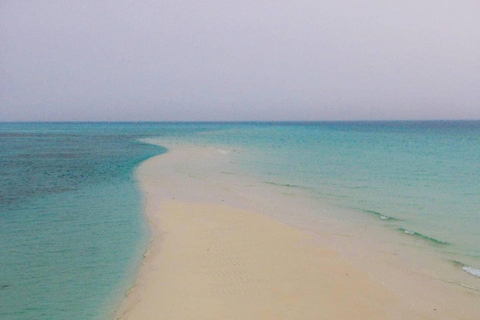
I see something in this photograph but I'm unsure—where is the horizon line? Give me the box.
[1,119,480,124]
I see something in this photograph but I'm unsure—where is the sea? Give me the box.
[1,121,479,319]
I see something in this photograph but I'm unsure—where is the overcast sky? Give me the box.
[1,1,479,121]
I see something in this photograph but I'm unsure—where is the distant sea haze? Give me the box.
[0,121,479,319]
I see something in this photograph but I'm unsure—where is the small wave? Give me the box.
[463,266,480,278]
[362,209,400,221]
[449,261,480,279]
[263,181,312,190]
[449,260,465,267]
[397,227,449,245]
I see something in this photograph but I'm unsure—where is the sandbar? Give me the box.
[114,145,479,320]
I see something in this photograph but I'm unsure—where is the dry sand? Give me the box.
[117,200,396,320]
[115,145,479,320]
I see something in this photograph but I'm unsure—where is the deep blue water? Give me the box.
[1,121,479,319]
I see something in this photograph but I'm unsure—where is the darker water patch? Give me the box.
[263,181,313,190]
[449,260,466,267]
[0,128,166,207]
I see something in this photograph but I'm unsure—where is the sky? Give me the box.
[1,1,479,121]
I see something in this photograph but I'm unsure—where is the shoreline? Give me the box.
[115,144,479,319]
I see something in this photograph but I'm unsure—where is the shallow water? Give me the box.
[150,121,480,276]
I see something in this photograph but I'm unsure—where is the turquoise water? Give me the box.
[1,121,479,319]
[156,121,480,274]
[0,123,167,319]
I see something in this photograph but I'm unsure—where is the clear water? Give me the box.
[155,121,480,272]
[1,121,479,319]
[0,123,167,319]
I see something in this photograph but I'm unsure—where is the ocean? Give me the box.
[0,123,166,319]
[1,121,479,319]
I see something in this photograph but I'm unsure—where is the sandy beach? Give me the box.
[115,145,479,320]
[117,200,396,319]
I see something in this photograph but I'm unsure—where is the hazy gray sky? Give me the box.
[1,1,479,121]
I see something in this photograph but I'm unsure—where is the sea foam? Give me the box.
[462,266,480,278]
